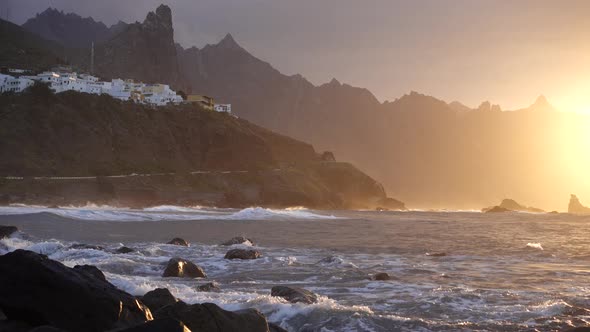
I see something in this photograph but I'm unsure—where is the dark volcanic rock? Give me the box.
[269,322,288,332]
[270,286,318,304]
[224,249,262,260]
[483,206,511,213]
[28,326,67,332]
[73,264,107,282]
[68,243,105,250]
[569,195,590,214]
[116,246,135,254]
[167,238,189,246]
[116,318,189,332]
[141,288,178,312]
[162,258,206,278]
[0,250,152,332]
[154,301,269,332]
[0,225,18,239]
[196,282,221,293]
[221,236,254,246]
[373,272,391,281]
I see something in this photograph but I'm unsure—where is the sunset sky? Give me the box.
[3,0,590,113]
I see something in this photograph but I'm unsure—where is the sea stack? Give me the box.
[568,194,590,214]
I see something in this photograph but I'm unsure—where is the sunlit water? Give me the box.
[1,205,589,331]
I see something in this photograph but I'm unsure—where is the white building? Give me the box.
[214,104,232,113]
[1,69,226,111]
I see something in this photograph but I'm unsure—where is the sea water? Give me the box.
[1,205,589,331]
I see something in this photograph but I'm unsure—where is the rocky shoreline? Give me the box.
[0,227,309,332]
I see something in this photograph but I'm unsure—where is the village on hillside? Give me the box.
[0,66,231,112]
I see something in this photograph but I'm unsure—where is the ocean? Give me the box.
[0,205,588,331]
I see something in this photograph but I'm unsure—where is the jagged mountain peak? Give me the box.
[144,4,173,30]
[216,33,242,50]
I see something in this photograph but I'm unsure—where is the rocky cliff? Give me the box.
[568,195,590,214]
[0,85,403,210]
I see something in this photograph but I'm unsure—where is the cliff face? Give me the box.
[568,195,590,214]
[0,87,399,210]
[91,5,184,88]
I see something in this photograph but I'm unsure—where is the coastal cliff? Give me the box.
[0,86,404,210]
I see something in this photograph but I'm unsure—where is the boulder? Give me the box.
[167,238,189,246]
[221,236,254,246]
[154,301,269,332]
[197,282,221,293]
[73,265,107,282]
[269,322,288,332]
[141,288,178,312]
[483,206,511,213]
[0,225,18,239]
[28,326,67,332]
[0,250,152,332]
[116,318,191,332]
[68,243,105,250]
[224,249,261,260]
[373,272,391,281]
[116,246,135,254]
[162,258,206,278]
[568,195,590,214]
[270,286,318,304]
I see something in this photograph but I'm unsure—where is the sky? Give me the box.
[3,0,590,112]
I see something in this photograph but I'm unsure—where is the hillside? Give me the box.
[0,85,403,210]
[0,18,65,71]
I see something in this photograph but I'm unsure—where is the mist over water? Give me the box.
[1,206,589,331]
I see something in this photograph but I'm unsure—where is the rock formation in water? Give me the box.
[483,199,544,213]
[568,195,590,214]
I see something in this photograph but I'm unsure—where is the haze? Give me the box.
[3,0,590,113]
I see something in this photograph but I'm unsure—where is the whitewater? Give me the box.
[1,205,590,331]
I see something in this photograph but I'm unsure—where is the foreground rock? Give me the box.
[73,264,107,282]
[167,238,189,246]
[0,225,18,239]
[117,318,190,332]
[271,286,319,304]
[221,236,254,246]
[0,250,152,331]
[373,272,391,281]
[269,323,288,332]
[141,288,179,312]
[155,301,269,332]
[224,249,262,260]
[162,258,207,278]
[568,194,590,214]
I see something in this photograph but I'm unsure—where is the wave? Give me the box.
[526,242,544,250]
[0,205,341,222]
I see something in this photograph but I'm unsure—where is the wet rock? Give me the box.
[562,327,590,332]
[141,288,178,312]
[73,265,107,282]
[68,243,105,250]
[426,252,447,257]
[196,282,221,292]
[116,246,135,254]
[167,238,189,246]
[221,236,254,246]
[116,318,191,332]
[483,206,511,213]
[28,326,67,332]
[0,250,152,332]
[224,249,262,260]
[373,272,391,281]
[162,257,206,278]
[316,255,343,265]
[269,322,288,332]
[270,286,318,304]
[0,225,18,239]
[154,301,269,332]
